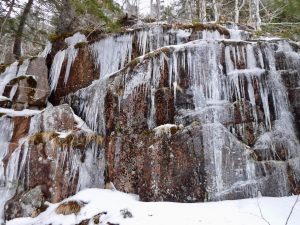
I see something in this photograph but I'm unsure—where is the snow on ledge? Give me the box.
[6,188,300,225]
[153,124,182,137]
[0,108,41,117]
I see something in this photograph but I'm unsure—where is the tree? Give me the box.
[249,0,261,30]
[195,0,206,22]
[234,0,245,23]
[55,0,121,35]
[0,0,15,40]
[13,0,34,59]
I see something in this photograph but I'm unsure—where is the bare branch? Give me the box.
[256,193,271,225]
[285,195,299,225]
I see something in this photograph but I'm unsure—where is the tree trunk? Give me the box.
[13,0,34,60]
[156,0,161,20]
[249,0,261,30]
[235,0,239,23]
[150,0,153,16]
[195,0,206,22]
[56,0,77,35]
[0,0,15,40]
[235,0,245,23]
[212,0,219,22]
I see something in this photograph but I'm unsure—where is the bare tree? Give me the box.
[212,0,219,22]
[195,0,206,22]
[234,0,245,23]
[285,195,299,225]
[249,0,261,30]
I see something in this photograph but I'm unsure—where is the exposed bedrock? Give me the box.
[65,33,300,202]
[0,23,299,222]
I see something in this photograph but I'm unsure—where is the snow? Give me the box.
[153,124,180,137]
[7,189,300,225]
[71,108,94,133]
[56,131,72,138]
[0,107,41,116]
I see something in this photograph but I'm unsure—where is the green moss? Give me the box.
[143,129,154,136]
[18,58,24,66]
[48,32,74,43]
[126,58,140,70]
[74,41,88,49]
[0,113,5,118]
[259,23,300,41]
[0,64,9,74]
[29,56,38,61]
[170,126,179,135]
[29,132,59,145]
[173,22,230,36]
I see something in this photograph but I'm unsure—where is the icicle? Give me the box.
[137,30,148,55]
[246,44,257,69]
[0,62,18,95]
[228,24,242,40]
[38,41,52,58]
[225,46,234,74]
[49,50,66,92]
[0,117,14,186]
[89,34,133,78]
[17,59,30,77]
[64,47,78,84]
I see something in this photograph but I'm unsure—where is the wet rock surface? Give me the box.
[0,23,299,222]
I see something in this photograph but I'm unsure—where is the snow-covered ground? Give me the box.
[7,188,300,225]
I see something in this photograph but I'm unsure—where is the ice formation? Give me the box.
[66,25,300,200]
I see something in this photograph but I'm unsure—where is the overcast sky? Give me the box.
[116,0,173,15]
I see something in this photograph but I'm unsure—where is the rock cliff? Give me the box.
[0,22,299,223]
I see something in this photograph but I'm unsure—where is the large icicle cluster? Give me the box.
[49,23,250,92]
[65,23,300,201]
[0,105,105,223]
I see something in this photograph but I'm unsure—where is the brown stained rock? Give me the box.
[155,88,175,126]
[3,116,31,169]
[5,185,47,220]
[1,105,105,221]
[105,125,206,202]
[2,58,50,109]
[3,76,37,110]
[39,104,75,132]
[55,200,82,215]
[93,212,107,224]
[0,99,12,108]
[50,46,99,105]
[77,219,90,225]
[26,57,50,106]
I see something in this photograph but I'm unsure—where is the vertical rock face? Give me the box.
[65,31,300,201]
[0,57,50,110]
[49,23,250,103]
[0,23,300,222]
[0,55,104,222]
[0,105,105,222]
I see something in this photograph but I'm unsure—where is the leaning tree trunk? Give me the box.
[196,0,206,22]
[0,0,16,40]
[249,0,261,30]
[13,0,34,60]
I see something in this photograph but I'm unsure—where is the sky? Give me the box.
[116,0,174,15]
